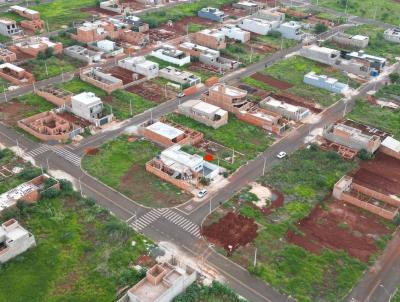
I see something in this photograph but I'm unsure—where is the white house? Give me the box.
[219,24,251,43]
[95,39,124,57]
[304,71,350,94]
[151,45,190,67]
[0,219,36,263]
[71,92,104,122]
[277,21,305,40]
[300,45,341,65]
[118,56,159,78]
[384,28,400,43]
[260,96,311,121]
[239,18,274,35]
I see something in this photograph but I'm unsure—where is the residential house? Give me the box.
[323,122,381,153]
[194,29,226,50]
[178,99,228,128]
[90,39,124,58]
[345,50,386,71]
[118,56,159,78]
[380,136,400,160]
[64,45,103,64]
[11,5,44,32]
[277,21,305,40]
[80,67,123,94]
[118,261,196,302]
[253,7,285,23]
[304,71,350,94]
[151,45,191,66]
[124,15,149,33]
[259,96,311,121]
[159,66,200,87]
[0,219,35,264]
[71,20,115,43]
[300,45,341,65]
[198,7,227,22]
[233,1,263,13]
[332,32,369,48]
[219,24,251,43]
[384,28,400,43]
[36,85,73,107]
[239,18,275,35]
[0,18,22,37]
[0,63,34,85]
[11,37,63,58]
[71,92,113,126]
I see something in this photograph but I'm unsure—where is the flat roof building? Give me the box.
[0,63,34,85]
[304,71,350,94]
[11,37,63,58]
[277,21,305,41]
[118,56,159,79]
[198,7,227,22]
[384,28,400,43]
[332,32,369,49]
[64,45,103,64]
[80,67,123,94]
[0,219,35,263]
[10,5,40,20]
[239,18,275,35]
[260,96,311,121]
[194,29,226,50]
[218,24,251,43]
[71,92,111,126]
[0,18,22,37]
[151,45,191,67]
[159,66,200,87]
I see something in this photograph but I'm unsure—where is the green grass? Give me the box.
[393,288,400,302]
[166,113,274,171]
[59,79,156,120]
[205,148,363,302]
[17,93,56,118]
[346,99,400,140]
[188,23,208,33]
[376,84,400,99]
[261,56,359,107]
[21,56,82,81]
[141,0,236,28]
[253,34,297,50]
[82,136,191,207]
[336,25,400,63]
[312,0,400,25]
[241,77,277,92]
[174,281,245,302]
[0,11,26,23]
[0,185,149,302]
[221,42,261,66]
[0,34,11,43]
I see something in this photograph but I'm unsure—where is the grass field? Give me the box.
[393,288,400,302]
[165,113,274,171]
[0,183,149,302]
[346,99,400,140]
[252,34,297,50]
[21,56,83,81]
[376,84,400,99]
[188,23,208,33]
[205,148,364,302]
[82,136,191,207]
[174,281,244,302]
[312,0,400,25]
[221,42,262,66]
[16,93,55,117]
[323,25,400,63]
[253,56,360,107]
[59,79,155,120]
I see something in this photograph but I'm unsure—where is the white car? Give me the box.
[197,189,208,198]
[276,151,287,159]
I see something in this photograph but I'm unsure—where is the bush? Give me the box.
[59,179,73,192]
[41,188,60,199]
[18,167,42,181]
[389,73,400,84]
[358,149,374,161]
[394,214,400,225]
[268,31,282,38]
[200,177,210,186]
[314,23,328,34]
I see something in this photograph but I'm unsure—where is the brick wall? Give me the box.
[352,183,400,207]
[380,145,400,160]
[36,90,71,107]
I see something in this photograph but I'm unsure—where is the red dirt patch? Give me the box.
[105,66,144,85]
[287,199,393,262]
[126,81,175,103]
[80,6,119,16]
[202,212,258,256]
[251,73,293,90]
[84,147,99,155]
[351,152,400,195]
[0,100,32,126]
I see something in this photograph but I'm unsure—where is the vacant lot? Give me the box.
[314,0,400,25]
[165,113,274,171]
[174,281,244,302]
[0,93,55,126]
[59,79,155,120]
[203,148,365,302]
[82,136,191,207]
[376,84,400,100]
[0,182,149,302]
[21,56,83,81]
[244,56,359,107]
[347,99,400,140]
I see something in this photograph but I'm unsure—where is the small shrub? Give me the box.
[314,23,328,34]
[59,179,73,192]
[200,177,210,186]
[41,188,60,198]
[358,149,374,161]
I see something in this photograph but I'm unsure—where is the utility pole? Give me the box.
[344,0,349,16]
[129,98,133,116]
[209,198,212,214]
[3,85,7,102]
[343,101,347,118]
[253,247,257,266]
[79,177,83,197]
[262,156,267,176]
[45,60,48,76]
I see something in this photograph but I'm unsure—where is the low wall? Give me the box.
[380,145,400,160]
[145,162,193,194]
[80,73,123,94]
[179,111,227,129]
[342,193,397,220]
[352,183,400,207]
[36,90,71,107]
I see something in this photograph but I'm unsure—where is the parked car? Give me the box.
[276,151,287,159]
[197,189,208,198]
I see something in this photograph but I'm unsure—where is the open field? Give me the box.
[376,84,400,99]
[393,288,400,302]
[165,113,274,171]
[82,136,191,207]
[59,79,155,120]
[324,25,400,63]
[0,182,149,302]
[222,42,263,66]
[21,56,83,81]
[174,281,245,302]
[202,148,371,302]
[244,56,359,107]
[0,93,55,126]
[312,0,400,25]
[346,99,400,140]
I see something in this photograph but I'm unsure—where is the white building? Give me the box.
[253,7,285,23]
[260,96,311,121]
[300,45,341,65]
[277,21,305,41]
[118,56,159,78]
[95,39,124,57]
[64,45,103,64]
[151,45,190,67]
[219,24,251,43]
[159,66,200,87]
[332,33,369,49]
[0,182,38,212]
[71,92,104,122]
[239,18,275,35]
[384,28,400,43]
[304,71,350,94]
[0,219,36,263]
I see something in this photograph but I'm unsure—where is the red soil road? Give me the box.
[351,152,400,195]
[251,73,293,90]
[202,212,258,256]
[286,199,393,262]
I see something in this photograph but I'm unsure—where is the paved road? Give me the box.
[0,22,398,301]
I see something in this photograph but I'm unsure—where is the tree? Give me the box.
[314,23,328,34]
[389,73,400,84]
[358,149,374,161]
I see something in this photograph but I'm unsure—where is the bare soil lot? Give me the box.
[126,81,176,103]
[251,73,293,90]
[287,199,393,262]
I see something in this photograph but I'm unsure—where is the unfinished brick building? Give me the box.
[10,37,62,58]
[36,86,73,107]
[0,63,34,85]
[333,176,400,220]
[80,67,123,94]
[203,83,287,135]
[0,48,16,63]
[18,111,79,142]
[11,5,45,33]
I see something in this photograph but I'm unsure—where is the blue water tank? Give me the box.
[370,70,379,77]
